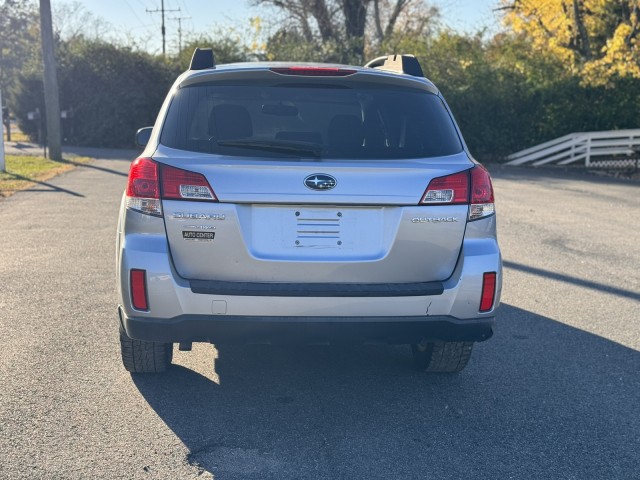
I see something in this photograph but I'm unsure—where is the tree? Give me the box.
[52,1,112,42]
[56,40,175,147]
[39,0,62,160]
[500,0,640,85]
[255,0,436,62]
[172,30,253,71]
[14,37,179,148]
[0,1,40,108]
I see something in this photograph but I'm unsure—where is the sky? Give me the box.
[75,0,503,55]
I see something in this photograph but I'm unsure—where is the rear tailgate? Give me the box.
[157,151,471,284]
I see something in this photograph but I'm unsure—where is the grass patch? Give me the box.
[3,130,30,143]
[0,155,92,198]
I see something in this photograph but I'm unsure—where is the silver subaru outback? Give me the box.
[116,50,502,374]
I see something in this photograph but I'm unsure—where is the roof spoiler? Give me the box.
[189,48,216,71]
[363,54,424,78]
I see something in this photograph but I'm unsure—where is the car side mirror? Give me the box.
[135,127,153,148]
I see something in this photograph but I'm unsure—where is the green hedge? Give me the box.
[12,36,640,158]
[14,40,177,148]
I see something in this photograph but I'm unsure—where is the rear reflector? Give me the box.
[270,67,357,76]
[479,272,496,312]
[420,170,469,204]
[130,269,149,311]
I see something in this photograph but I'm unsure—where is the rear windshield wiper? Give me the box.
[216,139,322,158]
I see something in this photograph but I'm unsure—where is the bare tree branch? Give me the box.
[383,0,410,39]
[571,0,592,60]
[625,1,639,47]
[373,0,383,42]
[310,0,336,41]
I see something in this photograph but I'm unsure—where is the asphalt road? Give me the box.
[1,155,638,479]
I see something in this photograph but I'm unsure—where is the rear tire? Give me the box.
[119,323,173,373]
[411,341,473,373]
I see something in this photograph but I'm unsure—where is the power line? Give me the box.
[169,16,191,53]
[122,0,148,29]
[178,0,194,31]
[178,0,191,16]
[146,0,180,56]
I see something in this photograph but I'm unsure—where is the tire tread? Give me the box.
[412,341,473,373]
[119,324,172,373]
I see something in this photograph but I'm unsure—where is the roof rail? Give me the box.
[364,54,424,78]
[189,48,216,71]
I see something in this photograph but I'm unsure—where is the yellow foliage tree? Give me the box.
[500,0,640,85]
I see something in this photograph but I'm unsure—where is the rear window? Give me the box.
[160,82,463,159]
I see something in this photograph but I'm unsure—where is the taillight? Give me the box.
[270,67,357,76]
[130,269,149,311]
[419,165,495,221]
[469,164,495,220]
[479,272,497,312]
[161,164,217,201]
[125,157,162,216]
[125,158,217,216]
[420,170,469,205]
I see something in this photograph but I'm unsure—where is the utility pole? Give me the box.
[170,16,191,53]
[39,0,62,160]
[147,0,180,56]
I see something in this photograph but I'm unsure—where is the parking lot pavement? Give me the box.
[0,157,638,479]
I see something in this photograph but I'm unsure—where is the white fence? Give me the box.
[506,129,640,167]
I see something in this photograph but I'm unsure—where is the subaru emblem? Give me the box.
[304,174,337,191]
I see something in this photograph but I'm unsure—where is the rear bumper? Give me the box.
[116,207,502,340]
[119,306,494,344]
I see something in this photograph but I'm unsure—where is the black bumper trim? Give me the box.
[120,309,494,344]
[189,279,445,297]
